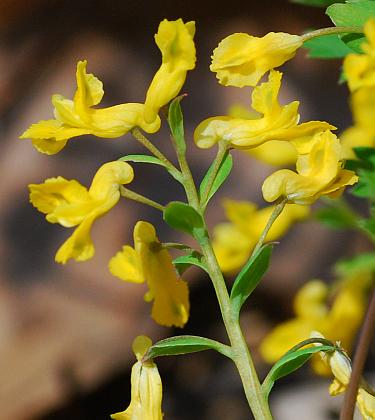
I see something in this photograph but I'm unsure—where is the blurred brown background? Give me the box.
[0,0,372,419]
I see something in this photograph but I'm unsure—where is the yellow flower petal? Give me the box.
[262,131,358,205]
[109,245,144,283]
[210,31,302,87]
[30,161,134,264]
[194,70,332,149]
[111,359,163,420]
[20,60,161,154]
[357,388,375,420]
[293,280,328,319]
[144,19,196,124]
[134,221,189,327]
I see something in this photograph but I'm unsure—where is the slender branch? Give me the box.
[301,26,363,43]
[131,128,181,179]
[251,199,288,258]
[201,141,228,206]
[120,186,165,211]
[340,284,375,420]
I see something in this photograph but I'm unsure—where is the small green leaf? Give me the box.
[314,201,357,229]
[341,32,366,53]
[199,152,233,206]
[327,1,375,28]
[144,335,232,361]
[119,154,167,166]
[303,34,354,58]
[173,251,208,275]
[262,345,335,398]
[358,217,375,240]
[168,96,186,154]
[230,244,273,316]
[292,0,343,7]
[335,251,375,276]
[163,201,206,240]
[119,154,183,183]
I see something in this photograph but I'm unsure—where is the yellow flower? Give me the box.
[194,70,334,149]
[313,333,375,419]
[29,161,133,263]
[260,273,370,376]
[210,31,302,87]
[228,103,297,166]
[344,18,375,92]
[143,19,196,124]
[109,221,189,327]
[20,60,161,154]
[341,87,375,159]
[213,199,309,273]
[111,335,163,420]
[262,130,358,205]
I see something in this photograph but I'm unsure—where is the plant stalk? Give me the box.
[120,186,165,211]
[301,26,363,42]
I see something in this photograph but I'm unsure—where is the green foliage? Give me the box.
[199,152,233,207]
[230,244,273,316]
[262,344,335,398]
[349,147,375,200]
[168,95,186,154]
[173,251,208,274]
[303,33,354,58]
[163,201,206,240]
[315,199,357,229]
[145,335,232,360]
[335,251,375,276]
[292,0,343,7]
[119,154,183,183]
[326,0,375,53]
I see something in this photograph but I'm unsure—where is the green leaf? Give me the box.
[303,33,354,58]
[358,217,375,240]
[119,154,183,183]
[144,335,232,361]
[262,345,335,398]
[314,201,357,229]
[163,201,206,240]
[352,169,375,198]
[335,251,375,276]
[173,251,208,275]
[327,1,375,27]
[199,152,233,206]
[230,244,273,316]
[168,95,186,154]
[341,32,366,53]
[119,154,167,166]
[292,0,343,7]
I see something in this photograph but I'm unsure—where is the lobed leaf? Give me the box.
[303,33,354,58]
[168,95,186,154]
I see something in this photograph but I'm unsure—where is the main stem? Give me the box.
[175,144,272,418]
[199,235,272,419]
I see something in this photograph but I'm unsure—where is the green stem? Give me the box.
[201,141,228,207]
[120,186,165,211]
[199,235,273,419]
[251,199,287,259]
[301,26,363,42]
[131,128,181,180]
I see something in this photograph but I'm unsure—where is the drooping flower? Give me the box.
[213,199,309,273]
[312,332,375,419]
[210,31,302,87]
[262,130,358,205]
[143,18,196,124]
[29,161,134,263]
[344,18,375,93]
[20,60,161,154]
[260,273,370,375]
[109,221,189,327]
[194,70,334,149]
[111,335,163,420]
